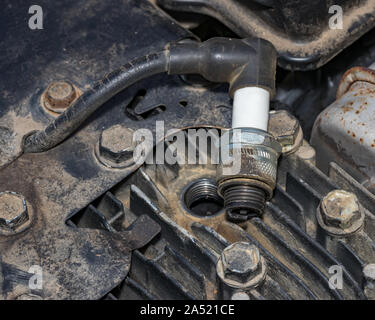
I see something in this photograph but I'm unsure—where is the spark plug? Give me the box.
[168,37,281,221]
[217,91,281,222]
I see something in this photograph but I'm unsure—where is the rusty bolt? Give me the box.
[217,242,266,289]
[269,110,300,146]
[317,189,364,236]
[222,242,260,283]
[44,81,77,113]
[268,110,303,154]
[98,125,136,166]
[320,190,361,229]
[0,192,29,232]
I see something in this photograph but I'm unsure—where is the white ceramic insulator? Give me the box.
[231,87,270,131]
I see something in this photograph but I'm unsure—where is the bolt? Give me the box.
[321,190,361,229]
[317,189,365,236]
[217,242,266,289]
[43,81,77,113]
[222,242,260,283]
[268,110,303,154]
[98,125,136,166]
[0,192,29,232]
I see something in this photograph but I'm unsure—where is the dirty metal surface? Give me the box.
[157,0,375,70]
[311,67,375,192]
[0,0,233,168]
[98,130,372,299]
[3,0,374,301]
[0,0,232,299]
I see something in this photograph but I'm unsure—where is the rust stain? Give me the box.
[337,66,375,99]
[342,106,353,112]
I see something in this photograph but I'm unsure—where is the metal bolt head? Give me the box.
[269,110,300,146]
[99,125,136,165]
[221,242,260,283]
[44,81,77,113]
[0,192,28,232]
[268,110,303,154]
[321,190,361,229]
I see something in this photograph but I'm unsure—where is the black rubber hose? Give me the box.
[23,37,276,153]
[23,50,169,153]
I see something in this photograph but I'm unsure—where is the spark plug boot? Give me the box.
[168,37,276,98]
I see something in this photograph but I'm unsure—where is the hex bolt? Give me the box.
[217,242,266,289]
[43,81,77,113]
[97,125,136,167]
[321,190,360,228]
[0,191,29,232]
[268,110,303,154]
[222,242,260,282]
[317,189,364,236]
